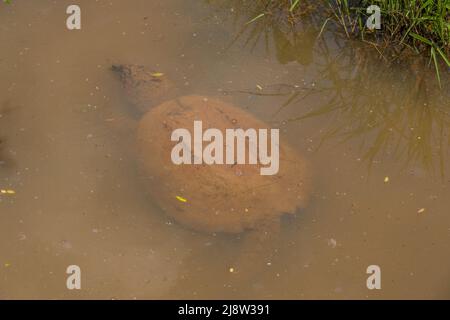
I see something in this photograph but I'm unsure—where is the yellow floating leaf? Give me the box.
[151,72,164,77]
[1,189,15,195]
[176,196,187,203]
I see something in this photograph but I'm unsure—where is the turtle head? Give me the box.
[112,64,175,115]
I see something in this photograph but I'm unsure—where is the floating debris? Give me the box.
[150,72,164,78]
[0,189,16,195]
[384,176,390,183]
[417,208,426,214]
[256,84,263,91]
[176,195,187,203]
[229,267,235,273]
[327,238,337,248]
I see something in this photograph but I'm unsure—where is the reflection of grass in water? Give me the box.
[283,41,450,178]
[206,0,321,59]
[207,0,450,177]
[240,49,450,177]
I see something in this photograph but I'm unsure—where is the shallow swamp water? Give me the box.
[1,0,450,299]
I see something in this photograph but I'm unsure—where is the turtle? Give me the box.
[111,64,311,286]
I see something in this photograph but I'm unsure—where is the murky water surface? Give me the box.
[1,0,450,299]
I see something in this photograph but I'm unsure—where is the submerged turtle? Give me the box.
[111,64,311,281]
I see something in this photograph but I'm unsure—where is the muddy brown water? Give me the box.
[1,0,450,299]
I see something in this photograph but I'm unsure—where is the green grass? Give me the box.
[323,0,450,87]
[235,0,449,86]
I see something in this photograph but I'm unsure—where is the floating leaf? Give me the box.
[0,189,15,194]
